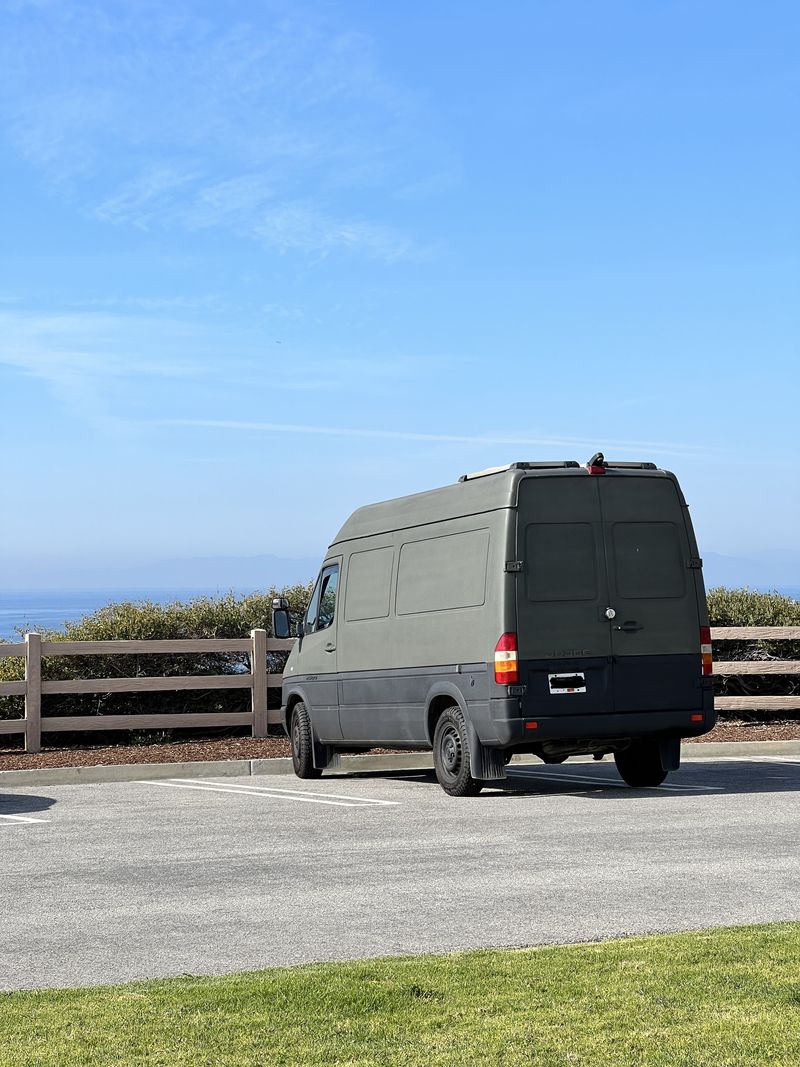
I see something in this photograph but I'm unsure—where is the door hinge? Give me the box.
[505,560,523,573]
[687,558,703,569]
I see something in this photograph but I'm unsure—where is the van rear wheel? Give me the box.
[614,740,668,787]
[433,706,483,797]
[291,702,323,780]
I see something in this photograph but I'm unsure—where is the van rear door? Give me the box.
[515,476,614,716]
[598,474,701,712]
[516,473,701,717]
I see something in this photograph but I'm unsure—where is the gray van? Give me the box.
[273,454,715,796]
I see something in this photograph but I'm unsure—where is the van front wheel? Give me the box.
[433,706,483,797]
[614,740,668,787]
[291,702,323,780]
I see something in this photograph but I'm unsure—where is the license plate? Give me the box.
[548,672,586,694]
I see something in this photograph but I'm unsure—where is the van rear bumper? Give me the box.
[489,698,716,747]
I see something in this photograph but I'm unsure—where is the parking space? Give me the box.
[1,757,798,990]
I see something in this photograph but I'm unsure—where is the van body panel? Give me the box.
[310,665,493,745]
[333,511,506,742]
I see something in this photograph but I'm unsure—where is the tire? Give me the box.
[614,739,668,787]
[433,705,484,797]
[291,702,323,779]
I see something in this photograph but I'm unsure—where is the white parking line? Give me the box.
[505,770,721,792]
[703,756,800,764]
[138,780,397,808]
[174,779,400,806]
[0,814,49,824]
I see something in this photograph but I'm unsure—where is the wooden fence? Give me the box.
[711,626,800,713]
[0,630,293,753]
[1,626,799,754]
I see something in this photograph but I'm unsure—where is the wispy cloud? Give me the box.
[0,3,445,260]
[158,418,719,459]
[255,203,414,260]
[0,309,212,425]
[0,308,431,424]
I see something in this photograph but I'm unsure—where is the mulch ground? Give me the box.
[1,720,799,772]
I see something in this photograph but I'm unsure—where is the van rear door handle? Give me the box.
[614,621,643,633]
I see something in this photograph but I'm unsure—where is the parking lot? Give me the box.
[1,756,799,990]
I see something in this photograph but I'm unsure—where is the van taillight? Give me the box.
[495,632,519,685]
[700,626,713,676]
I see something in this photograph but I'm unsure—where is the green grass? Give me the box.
[2,924,799,1066]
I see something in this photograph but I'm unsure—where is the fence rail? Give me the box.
[1,627,799,752]
[710,625,800,712]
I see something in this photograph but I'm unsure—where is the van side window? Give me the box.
[525,523,597,602]
[346,547,393,621]
[396,529,489,615]
[612,523,685,599]
[306,564,339,632]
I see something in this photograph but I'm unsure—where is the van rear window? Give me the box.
[612,522,685,599]
[525,523,597,602]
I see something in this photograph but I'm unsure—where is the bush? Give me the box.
[0,583,313,744]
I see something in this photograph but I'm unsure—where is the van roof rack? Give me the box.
[603,461,658,470]
[459,461,580,482]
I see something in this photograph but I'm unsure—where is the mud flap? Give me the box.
[312,733,341,771]
[659,736,681,773]
[465,717,506,781]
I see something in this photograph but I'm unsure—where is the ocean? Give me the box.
[0,589,263,642]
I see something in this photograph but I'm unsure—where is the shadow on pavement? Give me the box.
[0,793,56,816]
[352,759,800,799]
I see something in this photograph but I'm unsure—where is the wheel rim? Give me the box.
[439,723,462,778]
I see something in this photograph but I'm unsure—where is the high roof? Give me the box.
[329,458,668,546]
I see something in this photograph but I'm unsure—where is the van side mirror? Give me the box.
[271,598,291,640]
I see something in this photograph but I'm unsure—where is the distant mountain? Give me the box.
[2,547,797,597]
[112,553,321,590]
[0,554,322,592]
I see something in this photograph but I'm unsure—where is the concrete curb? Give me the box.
[0,741,798,788]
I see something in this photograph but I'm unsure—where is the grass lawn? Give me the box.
[2,923,799,1066]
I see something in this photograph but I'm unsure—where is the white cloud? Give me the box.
[94,166,200,227]
[159,417,719,459]
[0,310,211,425]
[255,203,413,260]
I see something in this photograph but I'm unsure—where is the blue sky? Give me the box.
[1,0,798,585]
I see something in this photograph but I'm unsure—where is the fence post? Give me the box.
[25,632,42,754]
[250,628,268,738]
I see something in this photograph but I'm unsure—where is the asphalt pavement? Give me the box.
[1,755,798,990]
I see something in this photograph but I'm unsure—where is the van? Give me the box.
[273,454,715,796]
